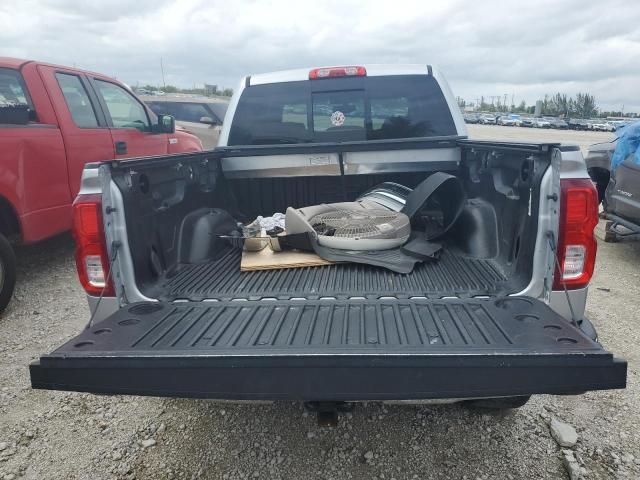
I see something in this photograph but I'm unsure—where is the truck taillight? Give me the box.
[72,194,114,297]
[309,66,366,79]
[553,179,598,290]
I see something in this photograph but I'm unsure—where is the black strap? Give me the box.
[401,172,465,240]
[401,237,442,260]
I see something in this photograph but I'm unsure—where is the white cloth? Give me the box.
[255,212,286,231]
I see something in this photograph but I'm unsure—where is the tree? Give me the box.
[221,88,234,97]
[163,85,179,93]
[550,93,569,117]
[514,100,527,113]
[573,93,597,118]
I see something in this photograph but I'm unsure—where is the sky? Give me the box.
[1,0,639,112]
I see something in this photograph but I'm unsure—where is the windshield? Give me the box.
[228,75,457,145]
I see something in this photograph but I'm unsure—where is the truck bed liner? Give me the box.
[156,248,510,301]
[30,297,626,400]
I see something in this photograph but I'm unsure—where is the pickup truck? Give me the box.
[0,58,203,312]
[30,65,626,417]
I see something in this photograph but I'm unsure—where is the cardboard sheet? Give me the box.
[240,247,333,271]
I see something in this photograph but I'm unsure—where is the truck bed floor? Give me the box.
[155,248,511,301]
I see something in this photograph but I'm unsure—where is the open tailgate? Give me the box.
[30,297,626,400]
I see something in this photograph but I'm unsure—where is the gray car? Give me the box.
[143,96,229,149]
[586,138,640,241]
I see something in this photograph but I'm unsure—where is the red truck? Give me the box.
[0,58,203,312]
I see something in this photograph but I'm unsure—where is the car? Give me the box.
[497,114,521,126]
[0,57,203,312]
[591,121,614,132]
[548,118,569,129]
[479,113,497,124]
[567,118,589,130]
[31,64,626,418]
[532,118,551,128]
[585,124,640,242]
[144,96,229,149]
[520,117,535,128]
[463,113,480,124]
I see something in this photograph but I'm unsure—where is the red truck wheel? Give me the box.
[0,233,16,313]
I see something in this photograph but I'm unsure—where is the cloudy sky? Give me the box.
[2,0,639,112]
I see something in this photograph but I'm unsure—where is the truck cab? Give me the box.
[0,58,203,312]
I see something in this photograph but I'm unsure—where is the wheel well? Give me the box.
[0,197,21,241]
[588,167,610,186]
[588,167,611,205]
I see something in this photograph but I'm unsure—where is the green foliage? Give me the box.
[470,92,600,117]
[539,92,597,117]
[514,100,527,113]
[573,93,598,118]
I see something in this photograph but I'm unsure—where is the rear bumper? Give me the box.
[30,353,627,401]
[31,297,627,401]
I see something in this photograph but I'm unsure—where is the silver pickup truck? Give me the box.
[30,64,626,416]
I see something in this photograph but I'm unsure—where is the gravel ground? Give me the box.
[0,126,638,479]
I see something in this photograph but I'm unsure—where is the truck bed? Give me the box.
[153,247,510,301]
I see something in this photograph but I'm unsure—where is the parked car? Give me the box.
[532,118,551,128]
[463,112,480,124]
[31,64,626,418]
[549,118,569,129]
[498,114,521,126]
[0,57,203,312]
[519,117,534,128]
[567,118,590,130]
[591,121,615,132]
[143,96,229,149]
[585,127,640,242]
[479,113,497,124]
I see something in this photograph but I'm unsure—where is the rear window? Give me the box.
[0,68,35,123]
[228,75,456,145]
[0,68,30,107]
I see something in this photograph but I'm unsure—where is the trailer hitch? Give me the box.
[304,402,355,426]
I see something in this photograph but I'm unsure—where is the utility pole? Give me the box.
[160,57,166,90]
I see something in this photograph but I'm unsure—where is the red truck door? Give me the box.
[0,65,72,243]
[88,78,168,158]
[37,65,115,198]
